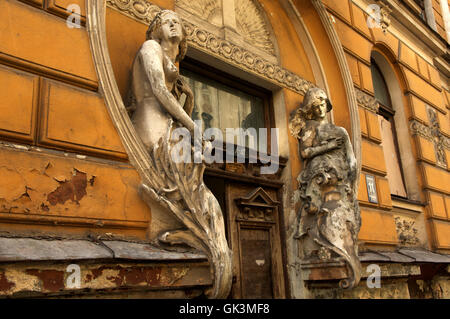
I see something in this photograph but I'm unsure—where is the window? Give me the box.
[180,59,272,152]
[370,58,408,198]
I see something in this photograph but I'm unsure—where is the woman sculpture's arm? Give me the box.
[300,136,343,159]
[139,41,196,133]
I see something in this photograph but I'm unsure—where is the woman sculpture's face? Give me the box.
[312,92,328,120]
[160,13,183,43]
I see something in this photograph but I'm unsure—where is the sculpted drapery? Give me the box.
[126,10,232,299]
[290,88,362,288]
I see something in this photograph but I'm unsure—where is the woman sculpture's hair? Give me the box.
[301,87,332,120]
[146,10,188,62]
[289,87,333,138]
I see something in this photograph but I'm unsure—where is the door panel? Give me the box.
[226,183,285,299]
[240,227,273,298]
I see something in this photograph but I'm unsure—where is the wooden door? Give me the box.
[225,184,286,299]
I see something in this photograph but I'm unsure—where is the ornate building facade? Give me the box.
[0,0,449,298]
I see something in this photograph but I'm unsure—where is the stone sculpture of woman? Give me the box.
[290,88,361,288]
[126,10,232,299]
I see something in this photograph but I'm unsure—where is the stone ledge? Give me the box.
[0,237,206,263]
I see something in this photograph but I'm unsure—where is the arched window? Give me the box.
[370,58,408,198]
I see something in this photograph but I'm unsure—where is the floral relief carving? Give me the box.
[410,116,450,167]
[427,107,448,168]
[395,217,419,246]
[355,88,379,113]
[105,0,311,94]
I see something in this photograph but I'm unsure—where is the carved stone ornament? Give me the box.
[375,0,392,33]
[410,117,450,167]
[395,217,419,246]
[427,107,448,168]
[176,0,221,24]
[86,2,232,299]
[106,0,314,95]
[235,187,280,223]
[175,0,276,55]
[355,87,379,113]
[290,88,362,288]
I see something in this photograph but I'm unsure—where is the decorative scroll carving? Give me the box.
[290,88,362,289]
[175,0,221,25]
[235,0,276,55]
[86,3,231,299]
[395,217,419,246]
[235,187,280,223]
[410,119,433,140]
[105,0,314,95]
[355,87,379,113]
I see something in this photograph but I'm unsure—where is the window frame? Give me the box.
[180,57,276,154]
[370,58,409,199]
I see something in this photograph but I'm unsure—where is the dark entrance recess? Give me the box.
[204,169,287,299]
[184,58,287,299]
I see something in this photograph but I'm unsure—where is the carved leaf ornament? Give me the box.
[86,1,232,299]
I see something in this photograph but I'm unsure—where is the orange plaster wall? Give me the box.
[0,146,150,239]
[258,0,315,83]
[0,1,149,239]
[292,0,351,134]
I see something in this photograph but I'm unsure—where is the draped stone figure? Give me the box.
[290,88,362,288]
[126,10,232,299]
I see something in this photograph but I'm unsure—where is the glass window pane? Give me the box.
[180,69,266,150]
[371,62,392,108]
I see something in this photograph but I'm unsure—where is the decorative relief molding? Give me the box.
[175,0,221,25]
[410,119,433,140]
[410,119,450,149]
[355,88,379,113]
[235,0,276,55]
[105,0,314,95]
[235,187,279,223]
[427,107,448,168]
[410,118,450,169]
[106,0,160,24]
[395,217,419,246]
[375,0,392,33]
[183,20,312,95]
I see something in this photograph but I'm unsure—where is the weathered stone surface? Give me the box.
[102,240,206,261]
[398,248,450,263]
[290,88,361,288]
[358,251,390,262]
[360,263,421,278]
[0,238,112,261]
[0,261,212,297]
[121,8,232,298]
[376,251,415,263]
[308,278,411,299]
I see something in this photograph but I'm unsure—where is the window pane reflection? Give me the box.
[180,69,266,151]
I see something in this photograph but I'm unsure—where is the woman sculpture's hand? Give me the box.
[328,137,343,150]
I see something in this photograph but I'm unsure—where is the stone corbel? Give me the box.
[375,0,393,33]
